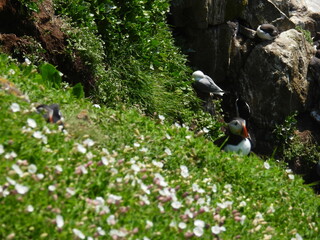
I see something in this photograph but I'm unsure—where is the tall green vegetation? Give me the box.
[54,0,200,122]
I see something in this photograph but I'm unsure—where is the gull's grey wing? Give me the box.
[195,75,224,94]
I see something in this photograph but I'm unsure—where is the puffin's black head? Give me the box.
[36,104,64,125]
[227,117,249,138]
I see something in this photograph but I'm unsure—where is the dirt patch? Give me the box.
[0,0,94,93]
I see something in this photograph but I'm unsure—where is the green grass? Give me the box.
[0,54,320,239]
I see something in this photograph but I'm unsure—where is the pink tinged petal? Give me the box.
[28,164,37,174]
[27,118,37,128]
[107,215,117,225]
[56,215,64,228]
[73,228,85,239]
[15,184,29,194]
[10,103,20,112]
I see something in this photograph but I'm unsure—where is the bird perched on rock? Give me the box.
[36,104,64,125]
[222,117,251,155]
[192,70,226,96]
[256,24,279,40]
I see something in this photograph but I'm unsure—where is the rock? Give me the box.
[239,29,313,126]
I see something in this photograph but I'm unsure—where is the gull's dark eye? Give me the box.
[234,121,238,125]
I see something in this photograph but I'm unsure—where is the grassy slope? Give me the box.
[0,54,319,239]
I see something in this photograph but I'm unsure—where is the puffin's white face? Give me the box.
[228,118,248,138]
[192,71,205,81]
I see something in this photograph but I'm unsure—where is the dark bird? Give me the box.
[222,118,251,155]
[192,70,226,96]
[235,96,251,122]
[36,104,64,125]
[256,24,279,40]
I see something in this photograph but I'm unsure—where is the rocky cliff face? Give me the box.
[170,0,320,154]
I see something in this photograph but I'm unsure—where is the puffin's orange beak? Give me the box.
[241,123,249,138]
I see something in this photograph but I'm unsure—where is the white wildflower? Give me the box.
[264,162,270,169]
[97,227,106,236]
[146,220,153,229]
[73,228,85,239]
[93,104,101,109]
[169,221,177,228]
[15,184,29,194]
[239,201,247,207]
[212,184,217,193]
[33,131,43,139]
[288,174,295,180]
[211,225,226,235]
[107,215,117,225]
[164,148,172,155]
[66,187,76,196]
[158,114,165,121]
[140,147,148,153]
[5,151,17,159]
[194,220,205,228]
[165,133,171,139]
[131,164,140,174]
[28,164,37,174]
[186,135,192,139]
[0,144,4,154]
[56,215,64,228]
[10,103,20,112]
[12,164,24,177]
[107,194,122,204]
[140,195,150,205]
[24,58,31,65]
[27,118,37,128]
[76,144,87,154]
[36,173,44,180]
[171,201,182,209]
[133,142,140,148]
[27,205,34,212]
[55,165,63,173]
[180,165,189,178]
[193,226,204,237]
[291,233,303,240]
[83,138,95,147]
[48,185,56,192]
[6,177,16,185]
[178,222,187,229]
[152,160,163,168]
[8,69,15,75]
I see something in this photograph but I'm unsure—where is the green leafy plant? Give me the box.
[39,63,62,89]
[296,26,313,44]
[72,82,85,98]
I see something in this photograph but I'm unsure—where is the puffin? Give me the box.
[222,117,251,155]
[192,70,226,96]
[36,104,64,125]
[256,24,279,40]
